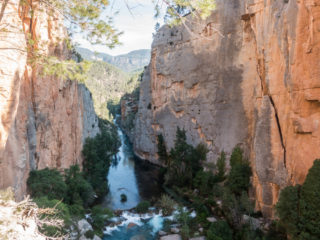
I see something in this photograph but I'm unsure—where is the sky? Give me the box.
[73,0,165,56]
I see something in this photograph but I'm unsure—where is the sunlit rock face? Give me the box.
[132,0,320,217]
[0,0,99,199]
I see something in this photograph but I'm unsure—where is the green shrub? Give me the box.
[68,204,85,217]
[276,159,320,239]
[90,206,113,237]
[33,197,71,237]
[136,201,151,213]
[158,194,176,216]
[34,197,71,224]
[193,170,217,196]
[227,147,251,195]
[216,151,226,181]
[120,194,127,202]
[85,230,95,239]
[264,221,287,240]
[64,165,95,207]
[157,134,168,164]
[166,127,208,188]
[230,147,243,167]
[27,168,67,200]
[175,207,196,240]
[207,221,233,240]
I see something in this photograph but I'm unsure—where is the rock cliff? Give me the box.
[0,0,99,199]
[129,0,320,217]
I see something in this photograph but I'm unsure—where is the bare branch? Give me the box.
[0,0,10,24]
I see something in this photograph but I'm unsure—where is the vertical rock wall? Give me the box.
[132,0,320,217]
[0,0,99,199]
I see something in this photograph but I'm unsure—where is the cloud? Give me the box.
[74,0,165,56]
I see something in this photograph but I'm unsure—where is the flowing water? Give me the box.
[102,123,166,239]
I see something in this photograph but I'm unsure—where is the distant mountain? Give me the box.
[76,47,151,72]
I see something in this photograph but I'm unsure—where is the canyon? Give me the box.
[0,0,99,200]
[1,0,320,223]
[122,0,320,217]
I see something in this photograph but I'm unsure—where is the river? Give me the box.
[102,123,166,240]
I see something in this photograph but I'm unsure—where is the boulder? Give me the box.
[206,217,217,223]
[79,235,101,240]
[130,235,146,240]
[242,215,260,230]
[77,219,93,236]
[171,227,180,234]
[127,222,138,229]
[160,234,182,240]
[159,230,168,236]
[189,237,206,240]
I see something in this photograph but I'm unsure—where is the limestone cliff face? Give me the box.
[131,0,320,217]
[0,0,99,199]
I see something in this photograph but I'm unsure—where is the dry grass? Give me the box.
[0,188,68,240]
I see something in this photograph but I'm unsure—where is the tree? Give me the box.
[276,159,320,240]
[276,185,301,237]
[157,134,169,165]
[64,165,95,207]
[216,151,226,181]
[21,0,122,48]
[82,119,120,199]
[27,168,67,200]
[207,220,233,240]
[155,0,216,26]
[165,127,207,187]
[227,147,252,195]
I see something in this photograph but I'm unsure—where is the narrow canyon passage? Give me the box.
[102,118,165,239]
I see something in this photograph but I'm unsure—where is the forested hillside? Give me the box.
[76,47,151,72]
[84,61,141,120]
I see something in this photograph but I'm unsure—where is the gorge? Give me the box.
[122,0,320,218]
[1,0,320,239]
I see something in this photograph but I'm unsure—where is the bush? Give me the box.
[27,168,67,200]
[120,194,127,202]
[175,207,197,240]
[227,147,252,195]
[157,134,168,164]
[33,197,71,237]
[165,127,208,187]
[136,201,151,213]
[64,165,95,207]
[158,194,176,216]
[230,147,243,167]
[207,221,233,240]
[90,206,113,237]
[193,170,217,196]
[34,197,71,224]
[276,159,320,239]
[216,151,226,181]
[68,204,85,217]
[85,230,95,239]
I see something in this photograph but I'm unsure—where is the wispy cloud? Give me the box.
[74,0,165,56]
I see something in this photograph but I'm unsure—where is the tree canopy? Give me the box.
[154,0,216,25]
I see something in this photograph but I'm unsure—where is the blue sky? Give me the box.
[74,0,165,56]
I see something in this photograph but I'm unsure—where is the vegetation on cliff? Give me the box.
[82,119,120,199]
[26,119,120,237]
[157,129,285,239]
[276,159,320,240]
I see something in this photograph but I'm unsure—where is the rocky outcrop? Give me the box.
[131,0,320,217]
[0,0,99,199]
